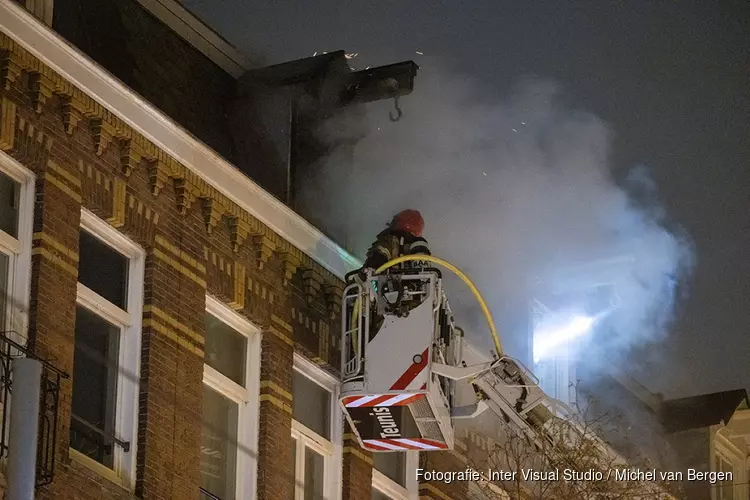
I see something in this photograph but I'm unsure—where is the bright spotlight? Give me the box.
[533,315,595,362]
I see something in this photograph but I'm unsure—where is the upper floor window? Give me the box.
[201,296,261,500]
[715,452,736,500]
[0,153,34,451]
[291,354,342,500]
[0,155,33,337]
[69,210,144,488]
[372,451,417,499]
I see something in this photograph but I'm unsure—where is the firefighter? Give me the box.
[361,209,430,272]
[348,210,430,362]
[353,209,431,321]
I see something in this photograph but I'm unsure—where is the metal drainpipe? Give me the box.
[6,357,43,500]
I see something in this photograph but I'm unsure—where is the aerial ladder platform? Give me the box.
[340,255,561,453]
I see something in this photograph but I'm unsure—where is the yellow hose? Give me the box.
[373,254,504,356]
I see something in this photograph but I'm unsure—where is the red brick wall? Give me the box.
[0,25,345,500]
[419,452,470,500]
[342,425,373,500]
[0,21,480,500]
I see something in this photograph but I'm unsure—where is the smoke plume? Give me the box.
[298,63,694,372]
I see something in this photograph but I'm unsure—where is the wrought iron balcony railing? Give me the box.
[0,331,69,486]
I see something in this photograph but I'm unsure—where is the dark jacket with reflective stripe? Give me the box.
[363,229,431,270]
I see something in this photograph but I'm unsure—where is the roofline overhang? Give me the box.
[0,0,362,279]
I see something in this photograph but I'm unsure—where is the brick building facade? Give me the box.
[0,2,482,500]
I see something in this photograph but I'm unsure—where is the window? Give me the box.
[372,451,418,500]
[715,453,735,500]
[201,296,261,500]
[0,155,33,337]
[0,153,33,451]
[374,452,406,486]
[69,209,144,487]
[291,353,343,500]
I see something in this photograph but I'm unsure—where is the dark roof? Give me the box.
[241,51,350,86]
[660,388,749,433]
[238,51,418,104]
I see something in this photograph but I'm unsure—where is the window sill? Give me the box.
[68,448,127,489]
[372,469,410,500]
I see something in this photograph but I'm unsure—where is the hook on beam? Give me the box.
[389,95,403,122]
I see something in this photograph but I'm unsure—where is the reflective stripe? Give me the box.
[398,438,444,450]
[374,393,415,406]
[390,394,424,406]
[376,245,391,258]
[343,393,425,407]
[347,395,384,407]
[363,438,448,451]
[364,440,406,451]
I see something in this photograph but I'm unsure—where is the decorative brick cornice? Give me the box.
[0,96,15,151]
[201,197,224,234]
[174,177,200,215]
[119,138,141,176]
[27,70,53,113]
[147,159,169,197]
[0,27,348,293]
[0,49,21,91]
[106,176,127,228]
[89,117,116,156]
[279,250,301,285]
[60,95,85,135]
[228,216,251,253]
[228,262,246,310]
[302,268,323,302]
[253,234,276,269]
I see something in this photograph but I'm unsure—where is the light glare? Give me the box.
[533,315,595,362]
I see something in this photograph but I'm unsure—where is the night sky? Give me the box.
[180,0,749,398]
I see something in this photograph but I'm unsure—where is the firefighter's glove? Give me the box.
[354,268,371,284]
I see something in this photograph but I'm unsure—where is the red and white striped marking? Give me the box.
[342,393,424,407]
[362,438,448,451]
[389,348,429,390]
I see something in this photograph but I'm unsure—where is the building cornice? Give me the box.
[0,0,361,281]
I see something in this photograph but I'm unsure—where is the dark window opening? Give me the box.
[78,230,129,309]
[0,171,20,238]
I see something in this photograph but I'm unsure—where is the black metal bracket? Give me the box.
[200,487,223,500]
[70,414,130,453]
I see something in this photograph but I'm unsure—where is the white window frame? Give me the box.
[202,295,261,500]
[291,352,343,500]
[713,430,743,500]
[0,152,34,342]
[372,451,419,500]
[69,209,144,490]
[0,152,34,464]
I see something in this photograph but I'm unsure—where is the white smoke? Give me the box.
[297,63,694,370]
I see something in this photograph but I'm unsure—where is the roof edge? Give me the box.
[135,0,256,77]
[0,0,362,279]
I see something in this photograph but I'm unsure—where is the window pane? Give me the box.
[70,306,120,468]
[79,230,128,309]
[0,171,19,238]
[373,451,406,486]
[205,314,247,386]
[292,371,330,439]
[201,385,239,500]
[372,488,392,500]
[303,446,324,500]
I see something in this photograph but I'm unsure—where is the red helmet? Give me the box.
[391,209,425,236]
